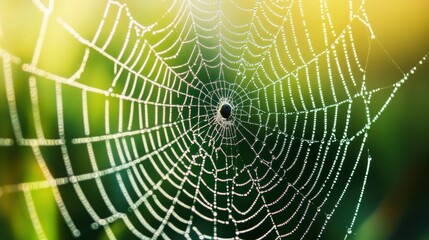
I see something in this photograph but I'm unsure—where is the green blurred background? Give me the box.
[356,0,429,239]
[0,0,428,239]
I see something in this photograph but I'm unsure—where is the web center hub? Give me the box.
[219,103,232,119]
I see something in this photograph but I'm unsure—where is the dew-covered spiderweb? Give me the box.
[0,0,427,239]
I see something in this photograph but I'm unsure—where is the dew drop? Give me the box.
[91,222,99,230]
[99,219,107,226]
[72,229,81,237]
[69,176,77,184]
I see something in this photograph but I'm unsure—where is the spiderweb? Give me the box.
[0,0,427,239]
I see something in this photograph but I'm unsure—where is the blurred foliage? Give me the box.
[0,0,428,239]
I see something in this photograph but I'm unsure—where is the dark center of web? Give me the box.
[219,104,232,119]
